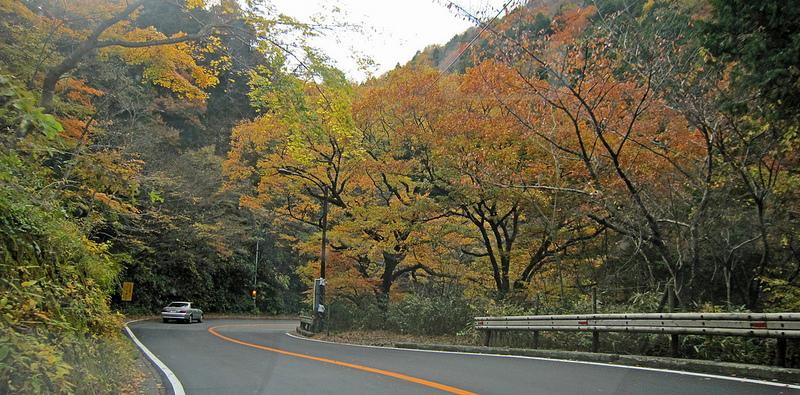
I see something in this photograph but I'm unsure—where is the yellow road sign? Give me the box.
[121,281,134,302]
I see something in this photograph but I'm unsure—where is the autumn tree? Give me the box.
[224,59,365,303]
[342,66,466,310]
[439,4,715,306]
[675,0,800,307]
[0,0,236,111]
[352,63,602,302]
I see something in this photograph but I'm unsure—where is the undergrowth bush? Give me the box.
[386,291,475,336]
[327,283,797,367]
[0,76,136,393]
[326,285,476,336]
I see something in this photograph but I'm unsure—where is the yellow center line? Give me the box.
[207,324,478,395]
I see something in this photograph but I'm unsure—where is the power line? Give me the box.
[420,0,515,93]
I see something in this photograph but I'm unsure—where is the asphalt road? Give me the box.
[128,319,800,395]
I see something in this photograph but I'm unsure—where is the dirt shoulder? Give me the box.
[120,338,168,395]
[313,330,476,347]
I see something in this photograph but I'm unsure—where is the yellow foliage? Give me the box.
[0,0,39,23]
[186,0,205,10]
[101,28,218,100]
[91,190,140,216]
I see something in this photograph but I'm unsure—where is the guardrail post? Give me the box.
[591,287,599,353]
[775,338,787,367]
[668,284,679,357]
[474,311,800,364]
[533,292,540,349]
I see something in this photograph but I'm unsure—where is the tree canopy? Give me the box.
[1,1,799,389]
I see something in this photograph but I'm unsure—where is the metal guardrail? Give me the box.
[475,313,800,337]
[474,312,800,367]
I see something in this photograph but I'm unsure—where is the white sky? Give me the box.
[269,0,511,81]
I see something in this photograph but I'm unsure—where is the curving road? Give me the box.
[128,319,799,395]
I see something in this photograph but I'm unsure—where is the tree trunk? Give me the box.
[378,251,404,313]
[36,0,213,112]
[40,45,95,111]
[747,198,770,308]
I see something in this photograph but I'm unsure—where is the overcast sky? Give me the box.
[269,0,510,81]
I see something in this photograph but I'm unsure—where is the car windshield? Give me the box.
[168,302,188,307]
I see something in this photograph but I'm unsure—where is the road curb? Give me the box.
[124,320,186,395]
[296,327,315,337]
[203,314,300,320]
[393,342,800,385]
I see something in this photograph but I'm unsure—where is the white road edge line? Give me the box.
[125,319,186,395]
[285,332,800,390]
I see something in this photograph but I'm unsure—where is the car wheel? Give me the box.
[187,314,193,324]
[163,318,168,323]
[197,313,203,323]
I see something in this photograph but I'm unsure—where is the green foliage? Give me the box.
[0,75,62,138]
[1,0,798,377]
[325,297,384,331]
[761,277,800,312]
[69,4,309,316]
[704,0,800,126]
[0,76,135,394]
[325,289,475,336]
[386,291,476,336]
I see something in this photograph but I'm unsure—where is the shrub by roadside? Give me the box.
[0,76,138,393]
[322,287,797,367]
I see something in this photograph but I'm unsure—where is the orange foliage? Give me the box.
[56,78,105,109]
[58,118,91,143]
[549,5,597,46]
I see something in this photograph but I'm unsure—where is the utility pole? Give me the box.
[278,168,329,331]
[317,187,328,331]
[253,238,259,311]
[320,187,328,279]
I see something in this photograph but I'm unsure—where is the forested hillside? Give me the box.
[251,0,800,323]
[0,0,310,391]
[223,0,800,363]
[1,0,799,391]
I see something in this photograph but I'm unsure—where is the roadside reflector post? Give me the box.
[533,293,541,349]
[668,284,679,357]
[591,287,599,353]
[775,338,787,367]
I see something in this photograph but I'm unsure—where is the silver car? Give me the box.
[161,301,203,323]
